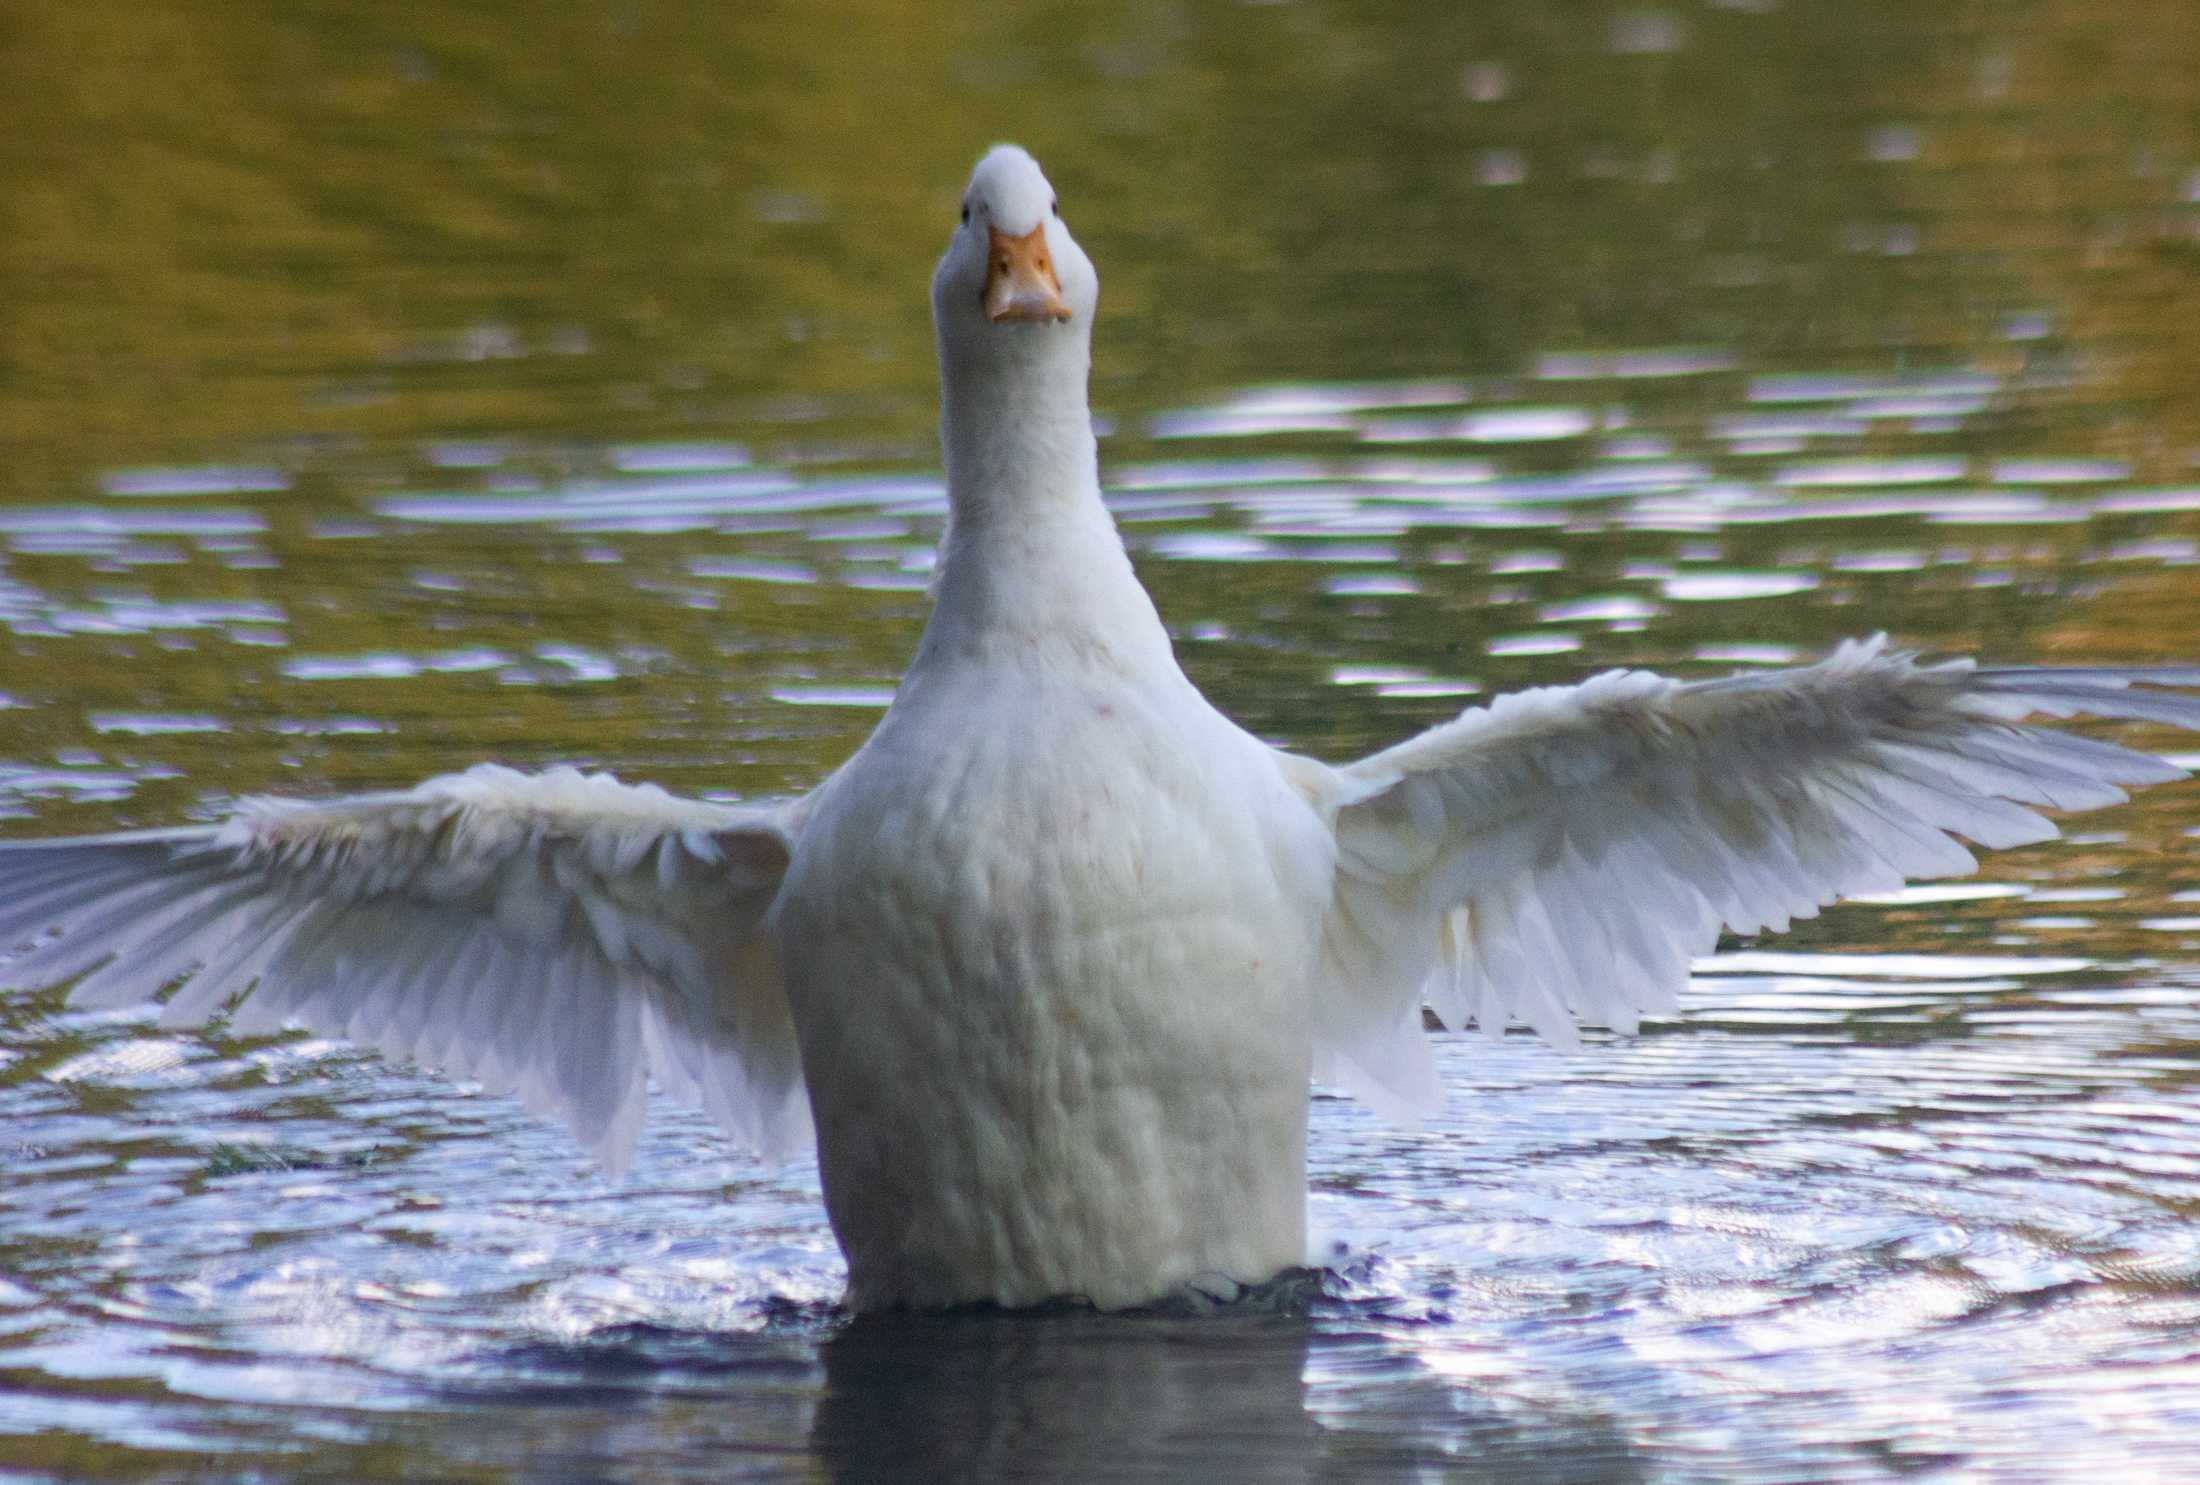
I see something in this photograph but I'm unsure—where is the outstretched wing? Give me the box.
[0,763,811,1174]
[1312,636,2200,1118]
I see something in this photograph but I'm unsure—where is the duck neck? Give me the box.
[924,340,1169,667]
[938,340,1103,540]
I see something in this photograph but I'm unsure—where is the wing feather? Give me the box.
[1316,636,2200,1113]
[0,763,810,1175]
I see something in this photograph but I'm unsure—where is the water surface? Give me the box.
[5,3,2200,1481]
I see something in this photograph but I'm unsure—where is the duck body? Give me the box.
[779,605,1331,1309]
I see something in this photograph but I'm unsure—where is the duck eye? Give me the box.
[960,204,971,225]
[1050,198,1059,216]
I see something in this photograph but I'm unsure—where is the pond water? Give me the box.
[6,3,2200,1481]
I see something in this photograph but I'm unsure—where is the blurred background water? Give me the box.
[4,1,2200,1480]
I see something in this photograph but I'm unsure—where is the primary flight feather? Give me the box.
[5,145,2199,1311]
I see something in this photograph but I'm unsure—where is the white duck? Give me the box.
[7,144,2200,1311]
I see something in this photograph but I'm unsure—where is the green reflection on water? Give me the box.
[6,1,2199,491]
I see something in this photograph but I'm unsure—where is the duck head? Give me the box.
[931,146,1098,379]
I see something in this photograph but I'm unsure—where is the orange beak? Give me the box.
[984,223,1071,323]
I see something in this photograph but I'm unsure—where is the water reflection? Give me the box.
[413,1296,1649,1484]
[817,1303,1651,1484]
[813,1309,1326,1483]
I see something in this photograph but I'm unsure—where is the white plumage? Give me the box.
[1,767,808,1171]
[5,145,2199,1310]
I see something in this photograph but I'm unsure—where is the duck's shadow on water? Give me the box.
[437,1271,1645,1483]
